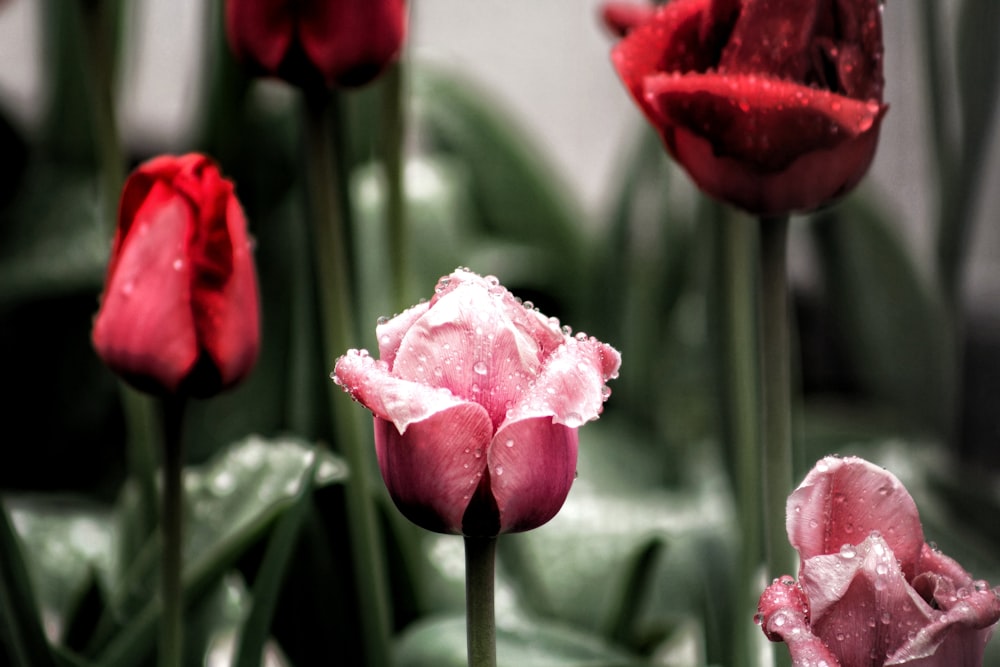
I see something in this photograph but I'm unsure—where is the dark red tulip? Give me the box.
[225,0,407,89]
[92,154,260,398]
[608,0,887,215]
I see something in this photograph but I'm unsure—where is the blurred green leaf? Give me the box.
[395,615,644,667]
[89,436,346,666]
[0,499,61,667]
[0,163,108,311]
[411,66,588,311]
[232,456,319,667]
[811,198,954,435]
[957,0,1000,180]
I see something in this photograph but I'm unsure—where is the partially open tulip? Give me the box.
[92,154,260,398]
[607,0,887,215]
[757,456,1000,667]
[333,269,621,537]
[225,0,407,89]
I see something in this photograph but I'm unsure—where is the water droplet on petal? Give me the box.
[172,258,184,271]
[840,544,856,559]
[473,361,488,375]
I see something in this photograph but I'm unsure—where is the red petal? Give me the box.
[92,183,198,393]
[488,418,578,534]
[788,456,924,579]
[374,406,493,535]
[600,2,656,38]
[224,0,296,76]
[718,0,820,80]
[298,0,406,87]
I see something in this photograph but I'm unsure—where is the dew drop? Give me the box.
[495,465,504,476]
[473,361,488,375]
[773,613,786,628]
[121,281,135,296]
[839,544,856,559]
[377,315,390,325]
[504,439,514,448]
[172,258,184,271]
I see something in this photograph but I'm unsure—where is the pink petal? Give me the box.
[92,183,198,394]
[488,417,578,534]
[376,300,430,367]
[800,533,935,666]
[389,270,565,428]
[333,349,487,435]
[503,334,621,429]
[373,405,493,535]
[757,575,843,667]
[788,456,924,578]
[887,585,1000,665]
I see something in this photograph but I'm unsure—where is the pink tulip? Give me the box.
[758,456,1000,667]
[333,269,621,536]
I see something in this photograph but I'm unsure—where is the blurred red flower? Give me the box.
[606,0,887,215]
[225,0,407,89]
[92,154,260,398]
[334,269,621,537]
[757,456,1000,667]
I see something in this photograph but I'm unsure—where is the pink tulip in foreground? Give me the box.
[333,268,621,537]
[757,455,1000,666]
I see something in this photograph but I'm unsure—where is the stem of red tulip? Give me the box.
[715,205,762,667]
[465,536,498,667]
[303,91,393,667]
[159,395,186,667]
[381,62,408,312]
[758,215,796,585]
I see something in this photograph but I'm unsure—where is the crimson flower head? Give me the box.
[92,154,260,398]
[757,456,1000,667]
[606,0,887,215]
[225,0,407,89]
[334,269,621,537]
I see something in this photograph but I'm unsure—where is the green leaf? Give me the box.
[395,615,644,667]
[0,499,61,667]
[957,0,1000,181]
[89,437,346,666]
[232,456,320,667]
[810,198,955,435]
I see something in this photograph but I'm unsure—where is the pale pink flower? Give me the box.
[758,456,1000,666]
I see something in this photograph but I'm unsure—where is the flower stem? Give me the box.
[380,62,408,311]
[758,215,795,584]
[714,205,762,667]
[465,536,498,667]
[159,396,186,667]
[303,91,392,667]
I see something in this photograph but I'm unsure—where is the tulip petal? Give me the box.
[225,0,296,75]
[92,183,198,394]
[376,300,431,367]
[719,0,819,80]
[298,0,406,87]
[488,418,578,534]
[334,349,488,436]
[600,2,657,38]
[801,533,935,665]
[757,575,843,667]
[503,334,621,429]
[788,456,924,578]
[374,406,493,534]
[390,271,565,429]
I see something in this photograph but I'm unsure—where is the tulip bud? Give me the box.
[334,269,621,537]
[92,154,260,398]
[225,0,407,89]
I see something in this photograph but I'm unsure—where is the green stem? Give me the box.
[465,536,497,667]
[715,207,762,667]
[758,215,795,582]
[159,396,186,667]
[381,62,408,311]
[303,91,392,667]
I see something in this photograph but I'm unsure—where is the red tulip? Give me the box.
[757,456,1000,667]
[607,0,887,215]
[225,0,407,89]
[92,154,260,398]
[333,269,621,537]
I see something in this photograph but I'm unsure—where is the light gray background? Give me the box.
[1,1,997,303]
